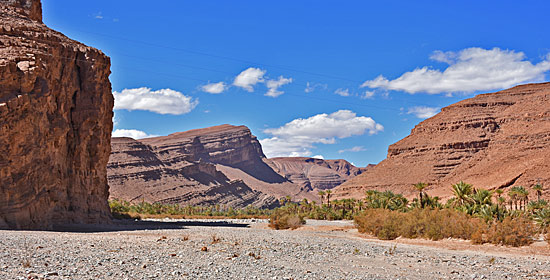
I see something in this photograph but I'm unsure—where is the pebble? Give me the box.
[0,219,548,279]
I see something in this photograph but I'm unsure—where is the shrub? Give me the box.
[355,208,483,241]
[269,209,305,230]
[483,215,537,247]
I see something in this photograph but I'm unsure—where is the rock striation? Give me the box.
[108,124,366,207]
[266,157,369,192]
[335,83,550,200]
[0,0,114,229]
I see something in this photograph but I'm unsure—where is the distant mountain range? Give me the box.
[108,124,368,208]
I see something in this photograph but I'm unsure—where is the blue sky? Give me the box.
[43,1,550,166]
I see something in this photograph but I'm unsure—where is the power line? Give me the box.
[13,35,444,111]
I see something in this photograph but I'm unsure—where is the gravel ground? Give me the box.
[1,219,549,279]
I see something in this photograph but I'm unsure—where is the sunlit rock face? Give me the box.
[0,0,114,229]
[335,83,550,200]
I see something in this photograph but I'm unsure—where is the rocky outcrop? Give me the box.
[108,124,367,207]
[108,135,279,208]
[266,157,369,192]
[335,83,550,200]
[0,0,114,229]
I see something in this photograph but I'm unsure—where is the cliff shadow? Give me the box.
[232,160,289,184]
[48,219,251,233]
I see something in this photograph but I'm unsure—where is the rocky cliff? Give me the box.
[266,157,369,192]
[108,125,284,208]
[0,0,114,229]
[335,83,550,200]
[108,124,366,207]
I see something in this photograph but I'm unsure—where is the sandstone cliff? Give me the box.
[108,125,283,208]
[266,157,368,192]
[108,124,366,207]
[335,83,550,200]
[0,0,113,229]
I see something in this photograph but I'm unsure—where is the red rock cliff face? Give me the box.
[108,124,368,207]
[108,125,281,208]
[266,157,368,192]
[335,83,550,200]
[0,0,114,229]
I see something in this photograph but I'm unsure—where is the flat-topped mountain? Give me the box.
[0,0,113,229]
[334,82,550,200]
[108,124,366,207]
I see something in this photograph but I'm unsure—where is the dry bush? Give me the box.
[354,209,402,240]
[483,215,537,247]
[211,234,221,244]
[355,208,483,241]
[400,209,482,241]
[269,209,305,230]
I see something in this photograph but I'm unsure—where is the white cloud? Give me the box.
[305,82,328,93]
[312,155,325,159]
[112,129,158,139]
[361,90,375,99]
[407,106,440,119]
[113,87,198,115]
[201,82,227,94]
[260,110,383,158]
[362,47,550,94]
[265,76,293,97]
[334,88,350,97]
[233,67,266,92]
[338,146,366,154]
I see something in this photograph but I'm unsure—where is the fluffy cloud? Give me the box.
[334,88,350,97]
[260,110,383,157]
[312,155,325,159]
[338,146,366,154]
[113,87,198,115]
[201,82,227,94]
[233,67,266,92]
[112,129,158,139]
[407,106,440,119]
[265,76,293,97]
[362,47,550,94]
[361,90,375,99]
[305,82,328,93]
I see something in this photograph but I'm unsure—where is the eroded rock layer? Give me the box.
[266,157,369,192]
[0,0,114,228]
[108,124,366,207]
[108,125,283,208]
[335,83,550,200]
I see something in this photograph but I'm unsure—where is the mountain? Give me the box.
[0,0,113,229]
[266,157,369,192]
[334,83,550,200]
[108,124,366,207]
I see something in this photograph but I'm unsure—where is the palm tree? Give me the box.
[471,189,493,206]
[508,188,518,210]
[451,181,473,206]
[325,190,332,208]
[413,182,428,208]
[533,183,543,201]
[318,190,325,206]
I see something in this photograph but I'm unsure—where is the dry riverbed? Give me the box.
[1,219,549,279]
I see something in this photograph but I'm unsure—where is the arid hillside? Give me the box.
[335,82,550,200]
[0,0,113,229]
[108,124,366,207]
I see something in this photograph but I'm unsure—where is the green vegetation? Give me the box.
[109,182,550,245]
[355,182,550,247]
[108,199,271,219]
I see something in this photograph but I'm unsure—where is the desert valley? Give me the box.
[1,0,550,279]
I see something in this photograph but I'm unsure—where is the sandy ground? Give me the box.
[1,219,549,279]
